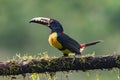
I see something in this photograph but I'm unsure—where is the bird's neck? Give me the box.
[51,29,63,33]
[51,30,64,35]
[50,26,64,34]
[49,21,64,33]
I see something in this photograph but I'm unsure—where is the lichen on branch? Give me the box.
[0,54,120,76]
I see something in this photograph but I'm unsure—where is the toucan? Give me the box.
[29,17,102,56]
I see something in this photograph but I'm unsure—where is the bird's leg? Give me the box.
[59,54,69,59]
[69,53,77,63]
[63,54,69,57]
[70,54,82,63]
[60,54,78,63]
[72,55,76,64]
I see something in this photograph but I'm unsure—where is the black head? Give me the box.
[29,17,63,33]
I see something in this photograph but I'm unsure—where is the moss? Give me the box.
[115,56,120,68]
[31,73,40,80]
[0,53,120,79]
[6,60,22,75]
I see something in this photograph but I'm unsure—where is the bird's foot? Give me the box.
[71,54,81,63]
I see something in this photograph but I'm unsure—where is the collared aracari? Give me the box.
[29,17,102,56]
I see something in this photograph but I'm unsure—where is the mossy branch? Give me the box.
[0,54,120,76]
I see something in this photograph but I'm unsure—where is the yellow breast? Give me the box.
[48,32,62,49]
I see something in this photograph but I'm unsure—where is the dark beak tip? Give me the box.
[29,20,34,23]
[29,21,32,23]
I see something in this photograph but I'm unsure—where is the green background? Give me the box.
[0,0,120,80]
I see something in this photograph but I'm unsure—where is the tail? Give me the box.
[80,40,103,52]
[80,40,103,49]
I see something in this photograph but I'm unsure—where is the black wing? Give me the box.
[57,33,81,54]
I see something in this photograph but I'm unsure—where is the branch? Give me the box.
[0,54,120,76]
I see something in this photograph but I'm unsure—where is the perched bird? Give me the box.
[29,17,102,56]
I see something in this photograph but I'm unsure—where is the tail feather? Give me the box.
[80,40,103,48]
[80,40,103,52]
[85,40,103,47]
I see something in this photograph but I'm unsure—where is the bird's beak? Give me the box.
[29,17,51,26]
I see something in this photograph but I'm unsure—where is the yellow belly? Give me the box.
[48,32,62,49]
[61,49,72,54]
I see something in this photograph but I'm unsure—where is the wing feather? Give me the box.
[57,33,81,54]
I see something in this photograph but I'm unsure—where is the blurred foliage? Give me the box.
[0,0,120,57]
[0,0,120,79]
